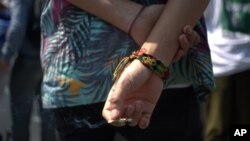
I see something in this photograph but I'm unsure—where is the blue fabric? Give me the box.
[0,9,10,49]
[0,0,39,63]
[10,55,55,141]
[2,0,56,141]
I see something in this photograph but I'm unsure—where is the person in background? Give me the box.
[0,1,10,48]
[204,0,250,140]
[0,0,56,141]
[0,0,10,90]
[0,2,10,141]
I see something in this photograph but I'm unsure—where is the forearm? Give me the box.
[1,0,32,62]
[142,0,210,66]
[67,0,142,32]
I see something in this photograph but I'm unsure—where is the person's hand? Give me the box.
[173,25,201,62]
[102,29,200,129]
[102,59,163,129]
[129,5,200,62]
[102,5,201,129]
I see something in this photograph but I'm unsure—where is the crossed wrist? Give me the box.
[113,49,170,81]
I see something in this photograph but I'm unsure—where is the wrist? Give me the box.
[140,44,171,67]
[113,50,170,82]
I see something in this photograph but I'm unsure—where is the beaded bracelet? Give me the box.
[113,50,170,81]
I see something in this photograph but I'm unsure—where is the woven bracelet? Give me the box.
[113,51,169,81]
[137,53,169,80]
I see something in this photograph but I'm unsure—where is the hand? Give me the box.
[173,25,201,62]
[102,5,201,129]
[102,60,163,129]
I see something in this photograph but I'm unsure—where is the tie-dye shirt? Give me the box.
[41,0,215,108]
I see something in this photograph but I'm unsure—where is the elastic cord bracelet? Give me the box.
[127,6,145,35]
[113,50,170,81]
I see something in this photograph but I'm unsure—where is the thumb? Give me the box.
[102,76,134,122]
[108,60,151,105]
[103,60,151,122]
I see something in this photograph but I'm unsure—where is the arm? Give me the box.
[67,0,200,55]
[141,0,209,66]
[68,0,142,33]
[0,0,33,65]
[67,0,207,128]
[102,0,209,129]
[68,0,206,61]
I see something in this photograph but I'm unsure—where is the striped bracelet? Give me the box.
[113,50,170,81]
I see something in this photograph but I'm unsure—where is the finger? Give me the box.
[108,118,128,127]
[103,68,137,122]
[138,113,151,129]
[184,26,196,44]
[173,35,189,62]
[102,85,123,122]
[128,100,143,127]
[172,49,185,63]
[107,104,135,127]
[193,31,201,44]
[178,34,190,53]
[103,60,151,123]
[183,25,200,45]
[124,105,135,118]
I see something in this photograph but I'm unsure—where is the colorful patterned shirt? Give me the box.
[41,0,215,108]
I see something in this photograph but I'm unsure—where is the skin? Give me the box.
[0,1,202,129]
[67,0,207,129]
[100,0,209,129]
[0,2,199,73]
[67,0,200,59]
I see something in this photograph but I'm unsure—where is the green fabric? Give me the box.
[221,0,250,34]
